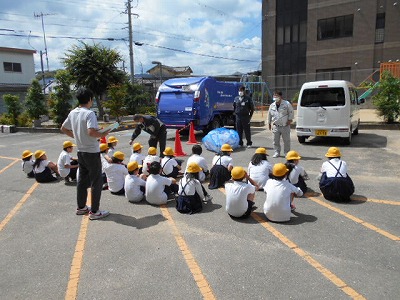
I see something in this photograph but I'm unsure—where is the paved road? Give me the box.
[0,127,399,300]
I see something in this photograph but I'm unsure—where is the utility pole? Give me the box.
[126,1,138,84]
[34,12,54,72]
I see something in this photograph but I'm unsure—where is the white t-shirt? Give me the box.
[161,157,178,176]
[129,152,145,165]
[22,159,34,174]
[185,154,209,182]
[104,163,128,192]
[321,158,348,178]
[247,160,272,188]
[288,165,306,184]
[57,150,72,178]
[178,176,205,198]
[107,147,116,158]
[263,179,303,222]
[34,160,50,174]
[100,153,109,173]
[145,174,172,205]
[142,155,160,175]
[124,174,146,202]
[61,107,100,153]
[211,155,233,169]
[225,181,256,217]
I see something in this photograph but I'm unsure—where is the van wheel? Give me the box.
[297,136,306,144]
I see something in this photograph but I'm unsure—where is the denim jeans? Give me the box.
[77,152,103,213]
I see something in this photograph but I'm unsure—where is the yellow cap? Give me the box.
[113,151,125,161]
[22,150,33,159]
[231,166,246,180]
[272,163,289,177]
[286,150,301,160]
[132,142,143,151]
[221,144,233,152]
[186,162,202,173]
[325,147,341,158]
[255,147,268,155]
[99,143,109,152]
[108,136,118,143]
[127,161,140,172]
[34,150,46,160]
[148,147,157,155]
[63,141,76,148]
[163,147,174,156]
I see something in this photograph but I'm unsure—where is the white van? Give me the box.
[296,80,365,145]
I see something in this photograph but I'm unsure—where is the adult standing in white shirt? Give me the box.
[267,90,294,158]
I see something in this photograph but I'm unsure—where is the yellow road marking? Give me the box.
[65,191,92,300]
[307,196,400,241]
[251,213,366,300]
[351,197,400,206]
[0,155,19,160]
[160,205,216,300]
[0,182,39,232]
[0,159,19,174]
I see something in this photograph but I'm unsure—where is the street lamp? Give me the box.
[152,61,162,86]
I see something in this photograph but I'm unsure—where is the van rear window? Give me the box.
[300,88,345,107]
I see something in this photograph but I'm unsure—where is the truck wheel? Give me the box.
[206,118,221,133]
[297,136,306,144]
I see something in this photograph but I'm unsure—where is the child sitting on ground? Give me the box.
[176,162,207,214]
[57,141,79,184]
[185,145,210,182]
[21,150,35,178]
[319,147,354,202]
[263,163,303,222]
[145,161,178,205]
[247,147,272,190]
[124,161,146,203]
[104,151,128,195]
[161,147,182,178]
[225,166,259,219]
[142,147,160,176]
[33,150,60,183]
[208,144,234,189]
[285,150,309,194]
[106,135,119,159]
[129,142,145,167]
[100,143,110,190]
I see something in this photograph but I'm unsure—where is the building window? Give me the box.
[316,67,351,81]
[375,13,385,43]
[3,62,22,73]
[317,15,353,40]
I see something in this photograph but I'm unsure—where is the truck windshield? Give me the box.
[300,88,345,107]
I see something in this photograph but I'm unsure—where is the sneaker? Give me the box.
[76,206,90,215]
[204,194,213,202]
[247,145,252,148]
[89,210,110,220]
[272,153,280,158]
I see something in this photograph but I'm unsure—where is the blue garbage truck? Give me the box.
[156,77,241,132]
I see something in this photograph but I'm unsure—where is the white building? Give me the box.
[0,47,36,114]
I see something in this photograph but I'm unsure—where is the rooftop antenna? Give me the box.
[34,12,55,72]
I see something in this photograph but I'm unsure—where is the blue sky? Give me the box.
[0,0,262,76]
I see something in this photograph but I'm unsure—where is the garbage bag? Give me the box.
[202,128,239,153]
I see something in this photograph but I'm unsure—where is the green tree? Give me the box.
[2,94,22,125]
[124,83,152,114]
[372,71,400,123]
[25,79,48,122]
[63,42,126,117]
[48,70,74,127]
[104,84,128,122]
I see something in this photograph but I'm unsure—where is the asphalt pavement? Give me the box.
[0,123,399,299]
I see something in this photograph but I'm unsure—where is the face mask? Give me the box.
[273,97,279,102]
[239,91,244,97]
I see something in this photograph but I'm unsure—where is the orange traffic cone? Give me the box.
[100,137,107,144]
[174,129,187,157]
[187,121,199,145]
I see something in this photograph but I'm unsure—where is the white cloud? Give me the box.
[0,0,262,76]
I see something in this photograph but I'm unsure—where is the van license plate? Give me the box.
[315,130,328,136]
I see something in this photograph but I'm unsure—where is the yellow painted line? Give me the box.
[307,196,400,241]
[0,155,19,160]
[251,212,366,300]
[0,158,20,174]
[160,205,216,300]
[0,182,39,232]
[65,191,92,300]
[351,197,400,206]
